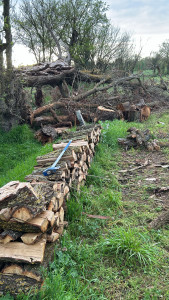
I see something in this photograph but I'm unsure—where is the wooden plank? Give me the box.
[0,239,46,264]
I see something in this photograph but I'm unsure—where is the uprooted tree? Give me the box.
[0,0,29,131]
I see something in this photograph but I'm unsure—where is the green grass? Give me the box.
[0,124,52,187]
[99,227,158,267]
[0,111,169,299]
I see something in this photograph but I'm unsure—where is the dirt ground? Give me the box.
[117,110,169,235]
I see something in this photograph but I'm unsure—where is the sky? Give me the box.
[12,0,169,66]
[106,0,169,57]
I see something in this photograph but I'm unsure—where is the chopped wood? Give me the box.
[0,211,49,233]
[0,207,16,221]
[59,207,64,224]
[53,140,89,151]
[1,264,42,282]
[47,231,60,243]
[0,182,46,217]
[0,238,46,264]
[0,273,42,297]
[12,207,33,222]
[0,230,22,244]
[39,210,55,227]
[21,233,43,245]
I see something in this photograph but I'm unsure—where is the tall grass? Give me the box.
[99,227,158,267]
[0,124,52,187]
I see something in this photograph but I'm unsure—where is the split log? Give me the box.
[0,230,22,244]
[21,233,43,245]
[148,210,169,229]
[47,231,60,243]
[0,273,42,297]
[0,238,46,264]
[0,207,16,221]
[53,140,89,151]
[1,264,41,282]
[0,182,46,218]
[0,211,50,233]
[95,106,118,122]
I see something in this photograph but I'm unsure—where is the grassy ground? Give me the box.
[0,124,53,187]
[0,111,169,300]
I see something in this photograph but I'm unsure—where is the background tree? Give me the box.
[14,0,57,63]
[14,0,133,71]
[159,40,169,75]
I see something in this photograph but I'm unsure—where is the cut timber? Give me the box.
[47,231,60,243]
[0,211,49,233]
[0,230,22,244]
[0,238,46,264]
[95,106,117,121]
[0,207,16,221]
[21,233,43,245]
[0,273,42,297]
[0,182,46,217]
[55,225,64,235]
[36,148,77,166]
[12,207,33,222]
[39,210,55,227]
[53,181,65,194]
[1,264,42,282]
[53,140,89,151]
[59,207,64,224]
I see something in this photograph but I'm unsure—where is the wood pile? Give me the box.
[0,124,101,296]
[118,127,161,151]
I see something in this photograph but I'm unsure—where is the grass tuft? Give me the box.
[99,227,158,267]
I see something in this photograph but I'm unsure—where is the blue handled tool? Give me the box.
[43,140,72,176]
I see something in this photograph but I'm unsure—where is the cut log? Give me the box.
[0,182,46,217]
[0,238,46,264]
[12,207,33,222]
[0,212,49,233]
[21,233,43,245]
[47,231,60,243]
[0,273,42,297]
[39,210,55,227]
[58,207,64,224]
[0,207,16,221]
[0,230,22,244]
[53,140,89,151]
[95,106,117,122]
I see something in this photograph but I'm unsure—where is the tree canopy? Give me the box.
[14,0,133,70]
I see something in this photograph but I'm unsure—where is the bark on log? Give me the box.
[148,210,169,229]
[0,238,46,264]
[0,230,22,244]
[22,68,75,87]
[0,182,46,218]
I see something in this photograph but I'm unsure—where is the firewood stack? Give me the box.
[0,124,101,296]
[118,127,161,151]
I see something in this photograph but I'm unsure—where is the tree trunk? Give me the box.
[3,0,12,71]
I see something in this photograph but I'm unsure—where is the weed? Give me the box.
[99,227,158,267]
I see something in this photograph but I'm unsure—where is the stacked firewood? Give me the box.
[0,124,101,296]
[118,127,161,151]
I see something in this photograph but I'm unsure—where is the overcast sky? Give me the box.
[13,0,169,66]
[106,0,169,56]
